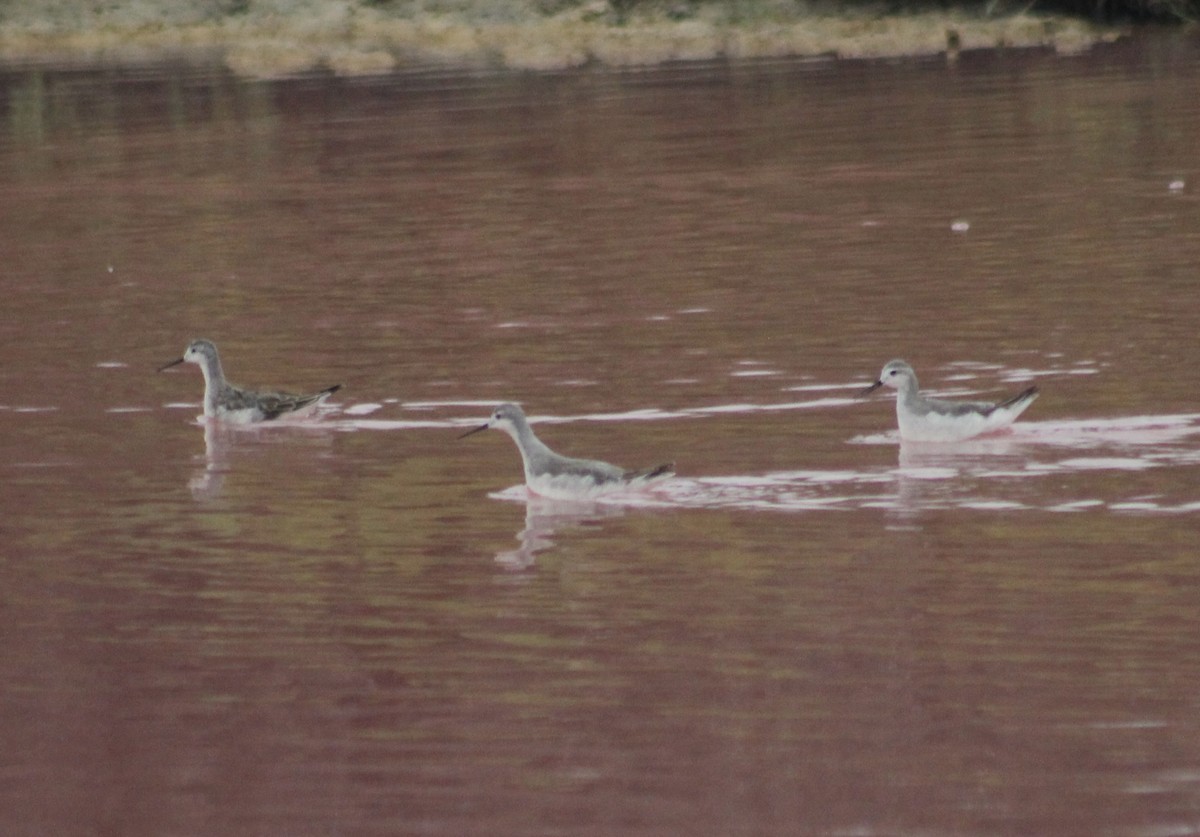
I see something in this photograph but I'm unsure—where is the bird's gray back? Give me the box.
[532,449,626,483]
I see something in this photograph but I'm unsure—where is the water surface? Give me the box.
[2,36,1200,836]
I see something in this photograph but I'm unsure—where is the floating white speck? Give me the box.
[1168,179,1185,192]
[96,361,127,369]
[951,220,970,233]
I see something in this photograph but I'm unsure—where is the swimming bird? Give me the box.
[458,403,674,500]
[158,338,341,423]
[860,359,1039,442]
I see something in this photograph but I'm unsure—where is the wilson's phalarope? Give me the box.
[158,338,341,424]
[860,359,1039,442]
[458,403,674,500]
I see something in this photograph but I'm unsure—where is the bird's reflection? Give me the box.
[897,434,1026,468]
[186,418,335,502]
[887,435,1031,526]
[495,494,626,570]
[188,420,233,502]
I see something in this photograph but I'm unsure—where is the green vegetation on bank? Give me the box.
[0,0,1139,77]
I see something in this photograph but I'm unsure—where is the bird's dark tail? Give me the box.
[627,462,675,481]
[998,385,1039,410]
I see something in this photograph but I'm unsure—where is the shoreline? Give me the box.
[0,5,1124,77]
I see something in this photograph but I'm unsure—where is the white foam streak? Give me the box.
[685,398,855,415]
[317,400,1200,515]
[403,399,510,409]
[1050,457,1155,471]
[334,418,460,431]
[783,382,871,393]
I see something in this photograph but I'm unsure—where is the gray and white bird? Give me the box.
[158,338,340,423]
[459,403,674,500]
[860,359,1039,442]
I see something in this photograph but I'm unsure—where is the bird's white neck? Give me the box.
[195,356,226,417]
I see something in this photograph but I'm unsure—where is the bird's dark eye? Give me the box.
[888,369,898,376]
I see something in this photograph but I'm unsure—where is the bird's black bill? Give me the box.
[157,357,184,372]
[457,423,489,439]
[858,380,884,397]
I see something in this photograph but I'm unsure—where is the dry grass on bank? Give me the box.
[0,0,1130,77]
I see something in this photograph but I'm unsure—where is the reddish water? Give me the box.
[2,35,1200,836]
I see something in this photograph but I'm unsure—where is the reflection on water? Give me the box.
[489,489,628,570]
[4,37,1200,837]
[182,411,342,501]
[328,395,1200,515]
[190,420,229,500]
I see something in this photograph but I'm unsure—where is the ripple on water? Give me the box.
[313,394,1200,515]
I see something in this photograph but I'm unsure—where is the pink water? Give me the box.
[2,36,1200,836]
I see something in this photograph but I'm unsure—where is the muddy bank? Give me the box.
[0,1,1121,76]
